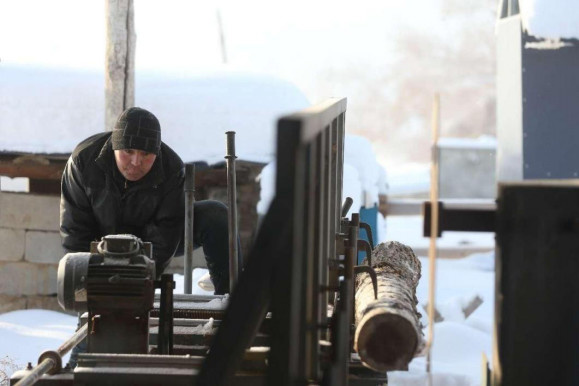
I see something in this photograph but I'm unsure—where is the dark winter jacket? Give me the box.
[60,132,185,276]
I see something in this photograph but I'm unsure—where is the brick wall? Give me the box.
[0,192,63,313]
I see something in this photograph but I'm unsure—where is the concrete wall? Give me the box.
[0,192,64,313]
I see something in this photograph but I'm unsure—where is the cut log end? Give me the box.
[354,310,418,372]
[354,241,423,372]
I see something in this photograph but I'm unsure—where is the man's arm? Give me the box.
[60,157,98,252]
[142,167,185,276]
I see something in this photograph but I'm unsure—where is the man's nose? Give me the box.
[130,154,141,166]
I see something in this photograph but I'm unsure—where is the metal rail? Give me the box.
[14,323,88,386]
[225,131,239,292]
[184,163,195,294]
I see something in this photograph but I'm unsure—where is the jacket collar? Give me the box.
[95,135,165,188]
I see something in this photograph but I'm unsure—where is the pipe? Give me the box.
[14,324,88,386]
[225,131,239,293]
[184,163,195,294]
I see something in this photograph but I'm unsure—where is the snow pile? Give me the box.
[0,66,310,165]
[518,0,579,39]
[256,134,388,217]
[387,163,430,197]
[437,136,497,150]
[389,252,494,386]
[189,317,217,336]
[344,135,389,207]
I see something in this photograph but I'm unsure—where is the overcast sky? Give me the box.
[0,0,441,83]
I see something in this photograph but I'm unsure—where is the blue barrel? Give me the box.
[358,204,378,264]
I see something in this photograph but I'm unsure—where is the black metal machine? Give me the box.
[57,235,156,355]
[11,97,387,386]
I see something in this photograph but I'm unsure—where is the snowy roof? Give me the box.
[0,66,310,164]
[516,0,579,39]
[437,136,497,150]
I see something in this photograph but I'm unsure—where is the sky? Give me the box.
[0,0,439,74]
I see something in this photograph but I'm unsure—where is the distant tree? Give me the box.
[314,0,497,165]
[0,355,20,386]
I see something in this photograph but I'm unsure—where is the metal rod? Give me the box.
[14,324,88,386]
[225,131,239,293]
[349,214,360,330]
[57,323,88,357]
[184,163,195,294]
[14,359,55,386]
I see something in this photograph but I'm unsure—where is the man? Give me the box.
[60,106,230,293]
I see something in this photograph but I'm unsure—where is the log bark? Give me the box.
[354,241,423,372]
[105,0,135,131]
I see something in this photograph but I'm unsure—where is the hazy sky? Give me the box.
[0,0,440,81]
[1,0,466,168]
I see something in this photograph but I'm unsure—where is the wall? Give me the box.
[0,192,63,313]
[438,139,497,199]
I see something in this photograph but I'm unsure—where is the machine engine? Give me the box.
[57,234,156,354]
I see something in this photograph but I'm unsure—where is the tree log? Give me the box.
[354,241,423,372]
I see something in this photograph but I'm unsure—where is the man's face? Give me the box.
[114,149,157,181]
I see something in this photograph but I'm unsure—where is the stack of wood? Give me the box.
[354,241,424,372]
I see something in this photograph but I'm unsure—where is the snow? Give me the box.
[518,0,579,39]
[437,136,497,151]
[0,66,310,165]
[387,163,431,197]
[256,134,388,217]
[344,135,388,207]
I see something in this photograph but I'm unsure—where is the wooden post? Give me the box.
[354,241,424,372]
[105,0,135,131]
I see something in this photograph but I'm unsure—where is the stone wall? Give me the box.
[0,192,63,313]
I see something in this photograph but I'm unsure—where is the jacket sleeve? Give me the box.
[60,156,98,252]
[142,167,185,277]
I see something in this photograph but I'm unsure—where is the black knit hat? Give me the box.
[112,107,161,154]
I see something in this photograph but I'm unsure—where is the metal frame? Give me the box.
[198,98,347,385]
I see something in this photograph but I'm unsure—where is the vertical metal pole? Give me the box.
[225,131,239,293]
[157,274,174,355]
[184,163,195,294]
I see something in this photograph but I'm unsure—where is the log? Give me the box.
[354,241,423,372]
